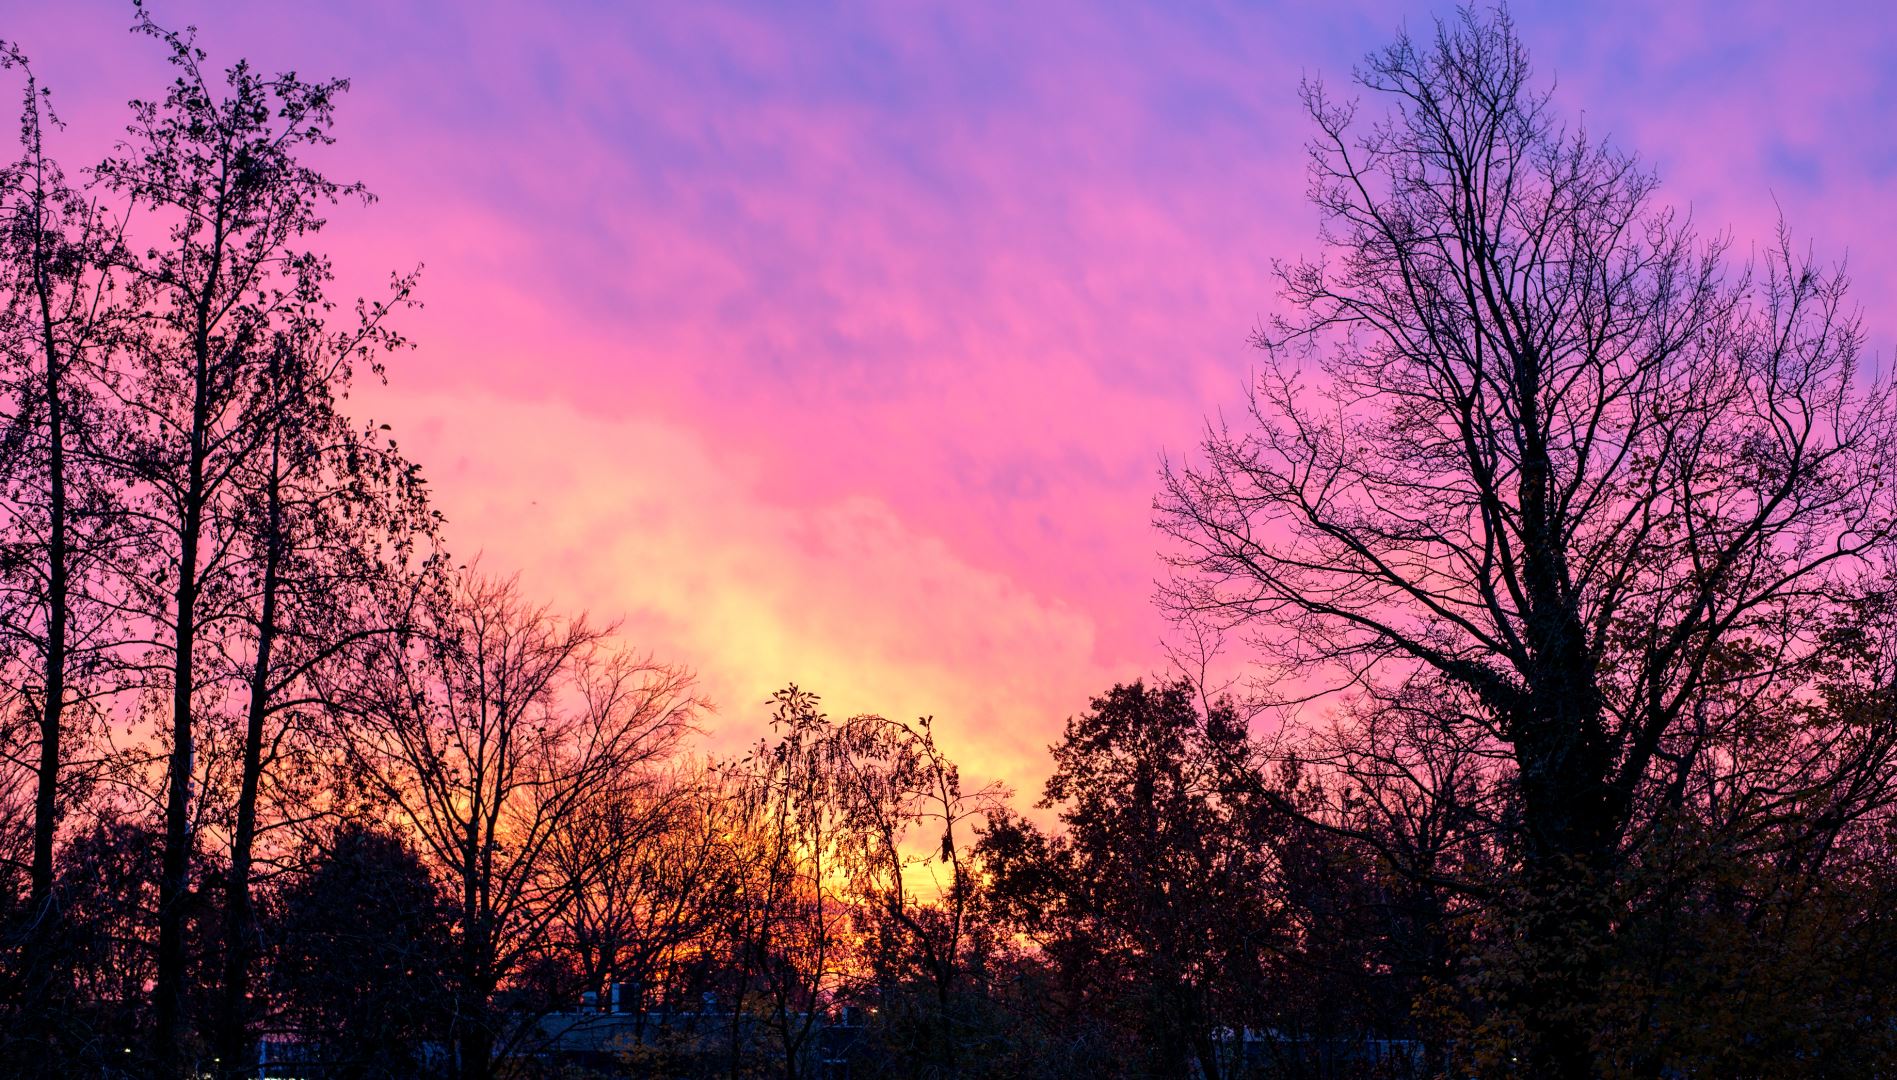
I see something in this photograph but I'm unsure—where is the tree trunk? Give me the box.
[22,179,70,1018]
[155,502,202,1073]
[457,1015,494,1080]
[1514,855,1610,1080]
[155,335,213,1073]
[457,839,494,1080]
[1512,720,1617,1080]
[1508,375,1616,1080]
[215,435,284,1078]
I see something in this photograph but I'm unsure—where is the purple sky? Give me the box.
[12,0,1895,795]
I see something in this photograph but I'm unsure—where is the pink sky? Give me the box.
[12,1,1896,800]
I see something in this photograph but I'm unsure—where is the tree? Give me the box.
[339,571,697,1080]
[544,763,736,1032]
[979,681,1284,1080]
[828,710,1002,1077]
[187,137,429,1072]
[47,814,161,1068]
[725,687,858,1080]
[37,810,222,1076]
[717,688,1002,1079]
[91,15,379,1067]
[1590,620,1897,1074]
[0,42,127,1026]
[266,823,454,1080]
[1155,9,1897,1075]
[209,282,430,1076]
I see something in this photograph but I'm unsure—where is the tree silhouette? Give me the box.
[1158,9,1897,1074]
[89,15,383,1066]
[2,6,1895,1078]
[725,687,857,1080]
[544,763,737,1036]
[209,282,431,1074]
[337,571,697,1080]
[265,823,454,1080]
[0,43,129,1037]
[980,681,1284,1080]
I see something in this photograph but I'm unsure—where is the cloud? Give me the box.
[15,0,1897,803]
[371,386,1118,798]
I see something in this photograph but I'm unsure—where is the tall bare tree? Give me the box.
[545,762,735,1026]
[90,15,375,1067]
[1156,9,1897,1075]
[0,48,131,1062]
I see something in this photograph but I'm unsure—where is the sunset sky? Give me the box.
[13,0,1896,800]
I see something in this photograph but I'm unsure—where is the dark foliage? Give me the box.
[265,824,453,1080]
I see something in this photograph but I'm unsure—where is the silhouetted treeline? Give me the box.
[5,7,1897,1080]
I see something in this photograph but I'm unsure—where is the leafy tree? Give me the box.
[979,681,1283,1079]
[90,14,384,1066]
[34,812,223,1076]
[265,823,454,1080]
[49,814,162,1068]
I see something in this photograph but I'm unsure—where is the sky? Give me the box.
[7,0,1895,802]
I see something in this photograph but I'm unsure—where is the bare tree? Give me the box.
[1156,9,1897,1075]
[0,43,127,1018]
[544,762,735,1029]
[339,570,696,1080]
